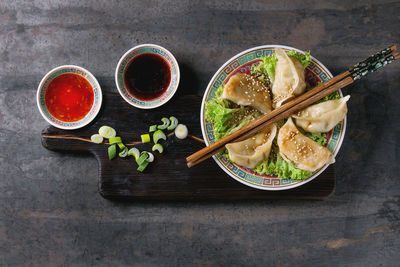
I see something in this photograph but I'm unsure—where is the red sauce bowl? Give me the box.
[37,65,102,130]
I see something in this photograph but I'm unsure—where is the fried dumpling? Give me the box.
[272,48,306,108]
[221,73,272,114]
[226,124,277,169]
[277,118,334,172]
[292,95,350,133]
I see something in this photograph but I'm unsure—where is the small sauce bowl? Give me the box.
[115,44,180,109]
[37,65,102,130]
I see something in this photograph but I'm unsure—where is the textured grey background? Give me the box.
[1,0,399,266]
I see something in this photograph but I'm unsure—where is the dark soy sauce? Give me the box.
[124,53,171,101]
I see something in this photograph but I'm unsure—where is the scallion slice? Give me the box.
[141,134,151,143]
[136,151,149,165]
[152,143,164,153]
[119,147,128,157]
[91,134,103,144]
[137,161,149,172]
[99,126,116,139]
[117,142,126,150]
[109,136,121,144]
[157,117,170,130]
[175,124,188,139]
[108,144,116,160]
[153,130,166,144]
[149,125,157,132]
[167,116,178,130]
[128,147,140,160]
[145,152,154,162]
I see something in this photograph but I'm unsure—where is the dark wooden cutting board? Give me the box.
[41,92,335,201]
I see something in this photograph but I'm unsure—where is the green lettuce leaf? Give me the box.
[287,50,312,68]
[251,53,277,83]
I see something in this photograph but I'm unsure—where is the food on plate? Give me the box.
[44,73,94,122]
[205,48,349,180]
[271,48,306,108]
[277,117,334,172]
[221,73,272,114]
[292,95,350,133]
[226,124,277,169]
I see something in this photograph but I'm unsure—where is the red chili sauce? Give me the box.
[45,73,94,122]
[124,53,171,101]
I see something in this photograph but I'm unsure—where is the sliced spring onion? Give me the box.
[167,116,178,130]
[157,117,170,130]
[137,161,149,172]
[149,125,157,132]
[175,124,188,139]
[128,147,140,160]
[152,143,164,153]
[119,147,128,157]
[153,130,166,144]
[141,134,151,143]
[91,134,103,144]
[108,144,116,160]
[99,126,116,139]
[118,143,126,150]
[109,136,121,144]
[136,151,149,165]
[147,152,154,162]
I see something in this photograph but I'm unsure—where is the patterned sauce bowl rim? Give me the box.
[36,65,103,130]
[115,44,180,109]
[200,45,346,191]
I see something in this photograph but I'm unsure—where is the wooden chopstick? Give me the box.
[186,45,398,168]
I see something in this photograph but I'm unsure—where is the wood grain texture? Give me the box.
[41,93,335,200]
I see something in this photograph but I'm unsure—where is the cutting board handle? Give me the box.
[41,126,94,153]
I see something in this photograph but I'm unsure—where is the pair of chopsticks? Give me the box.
[186,45,399,168]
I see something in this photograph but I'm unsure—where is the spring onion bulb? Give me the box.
[175,124,188,139]
[91,134,103,144]
[167,116,178,130]
[99,126,116,139]
[153,130,166,144]
[157,117,170,130]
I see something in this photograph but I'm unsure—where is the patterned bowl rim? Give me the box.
[36,65,103,130]
[200,44,346,191]
[114,44,180,109]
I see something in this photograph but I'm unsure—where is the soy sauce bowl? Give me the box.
[115,44,180,109]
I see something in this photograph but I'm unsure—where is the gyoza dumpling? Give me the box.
[226,124,277,169]
[292,95,350,133]
[272,48,306,108]
[221,73,272,114]
[277,118,334,172]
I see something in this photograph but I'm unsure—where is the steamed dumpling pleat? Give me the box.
[292,95,350,133]
[277,118,334,172]
[221,73,272,114]
[226,124,277,169]
[272,48,306,108]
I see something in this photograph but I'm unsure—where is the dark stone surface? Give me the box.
[0,0,399,266]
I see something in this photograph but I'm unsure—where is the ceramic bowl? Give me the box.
[115,44,180,109]
[200,45,346,190]
[37,65,102,130]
